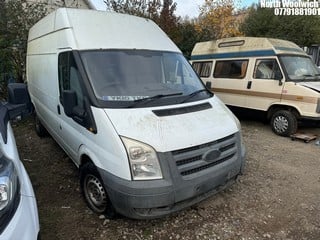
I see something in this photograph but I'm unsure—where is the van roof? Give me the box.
[190,37,307,60]
[28,8,180,53]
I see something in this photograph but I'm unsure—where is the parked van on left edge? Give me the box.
[0,83,40,240]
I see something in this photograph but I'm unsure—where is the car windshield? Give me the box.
[280,55,320,81]
[80,50,210,107]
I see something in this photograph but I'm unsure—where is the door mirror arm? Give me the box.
[205,81,212,90]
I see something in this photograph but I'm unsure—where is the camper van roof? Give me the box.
[191,37,307,60]
[28,8,180,52]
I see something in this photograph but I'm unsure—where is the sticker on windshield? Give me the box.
[102,96,149,101]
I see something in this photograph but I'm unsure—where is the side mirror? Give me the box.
[205,81,212,90]
[62,91,96,133]
[274,71,283,85]
[62,90,77,117]
[62,90,85,119]
[6,83,33,120]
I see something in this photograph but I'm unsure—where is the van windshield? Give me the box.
[80,50,211,107]
[280,55,320,81]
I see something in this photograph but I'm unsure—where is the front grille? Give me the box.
[172,134,237,178]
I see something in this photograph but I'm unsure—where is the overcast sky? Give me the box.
[89,0,258,18]
[174,0,203,18]
[175,0,258,18]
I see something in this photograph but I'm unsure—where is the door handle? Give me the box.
[57,105,61,115]
[247,81,252,89]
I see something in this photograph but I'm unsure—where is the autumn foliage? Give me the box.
[196,0,243,39]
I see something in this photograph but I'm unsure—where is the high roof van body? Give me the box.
[191,37,320,136]
[27,8,245,219]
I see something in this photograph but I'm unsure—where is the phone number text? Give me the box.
[274,8,320,15]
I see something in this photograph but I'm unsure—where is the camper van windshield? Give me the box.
[80,50,210,107]
[280,56,320,81]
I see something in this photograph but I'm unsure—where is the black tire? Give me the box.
[80,162,116,218]
[270,110,298,137]
[35,113,48,138]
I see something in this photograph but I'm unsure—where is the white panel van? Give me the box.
[191,37,320,136]
[27,8,245,219]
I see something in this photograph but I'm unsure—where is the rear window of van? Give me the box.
[192,61,213,78]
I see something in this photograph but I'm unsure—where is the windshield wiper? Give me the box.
[128,92,182,108]
[299,74,320,81]
[181,89,210,103]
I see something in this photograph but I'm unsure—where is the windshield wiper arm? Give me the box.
[128,92,182,108]
[181,89,209,103]
[299,74,320,81]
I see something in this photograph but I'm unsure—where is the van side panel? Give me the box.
[27,53,59,135]
[27,28,77,144]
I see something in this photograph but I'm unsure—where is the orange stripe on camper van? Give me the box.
[212,88,318,104]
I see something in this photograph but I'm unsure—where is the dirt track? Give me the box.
[13,116,320,240]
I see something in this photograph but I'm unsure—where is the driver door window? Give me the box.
[253,59,282,80]
[58,51,84,108]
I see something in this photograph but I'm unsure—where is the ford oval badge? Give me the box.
[203,149,221,162]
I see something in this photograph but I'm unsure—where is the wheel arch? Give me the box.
[78,145,101,170]
[78,152,117,217]
[80,153,93,168]
[267,104,301,120]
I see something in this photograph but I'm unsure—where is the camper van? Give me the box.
[191,37,320,136]
[27,8,245,219]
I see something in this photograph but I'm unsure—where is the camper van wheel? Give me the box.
[35,114,48,137]
[270,110,297,137]
[80,162,116,218]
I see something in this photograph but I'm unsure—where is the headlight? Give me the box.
[0,156,20,234]
[0,158,18,210]
[121,137,163,180]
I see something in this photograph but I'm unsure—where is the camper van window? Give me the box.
[214,60,248,79]
[192,61,213,78]
[280,55,320,81]
[253,59,282,80]
[80,50,210,107]
[58,52,84,108]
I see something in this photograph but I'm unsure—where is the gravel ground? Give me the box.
[13,116,320,240]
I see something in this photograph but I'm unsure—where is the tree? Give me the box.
[104,0,161,18]
[156,0,180,44]
[240,5,320,46]
[175,19,208,58]
[0,0,47,87]
[196,0,243,40]
[104,0,182,51]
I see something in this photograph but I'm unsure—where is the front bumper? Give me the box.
[99,132,246,219]
[1,194,40,240]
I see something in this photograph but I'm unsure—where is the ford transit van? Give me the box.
[27,8,245,219]
[191,37,320,136]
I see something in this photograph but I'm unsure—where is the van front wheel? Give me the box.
[270,110,297,137]
[80,162,116,218]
